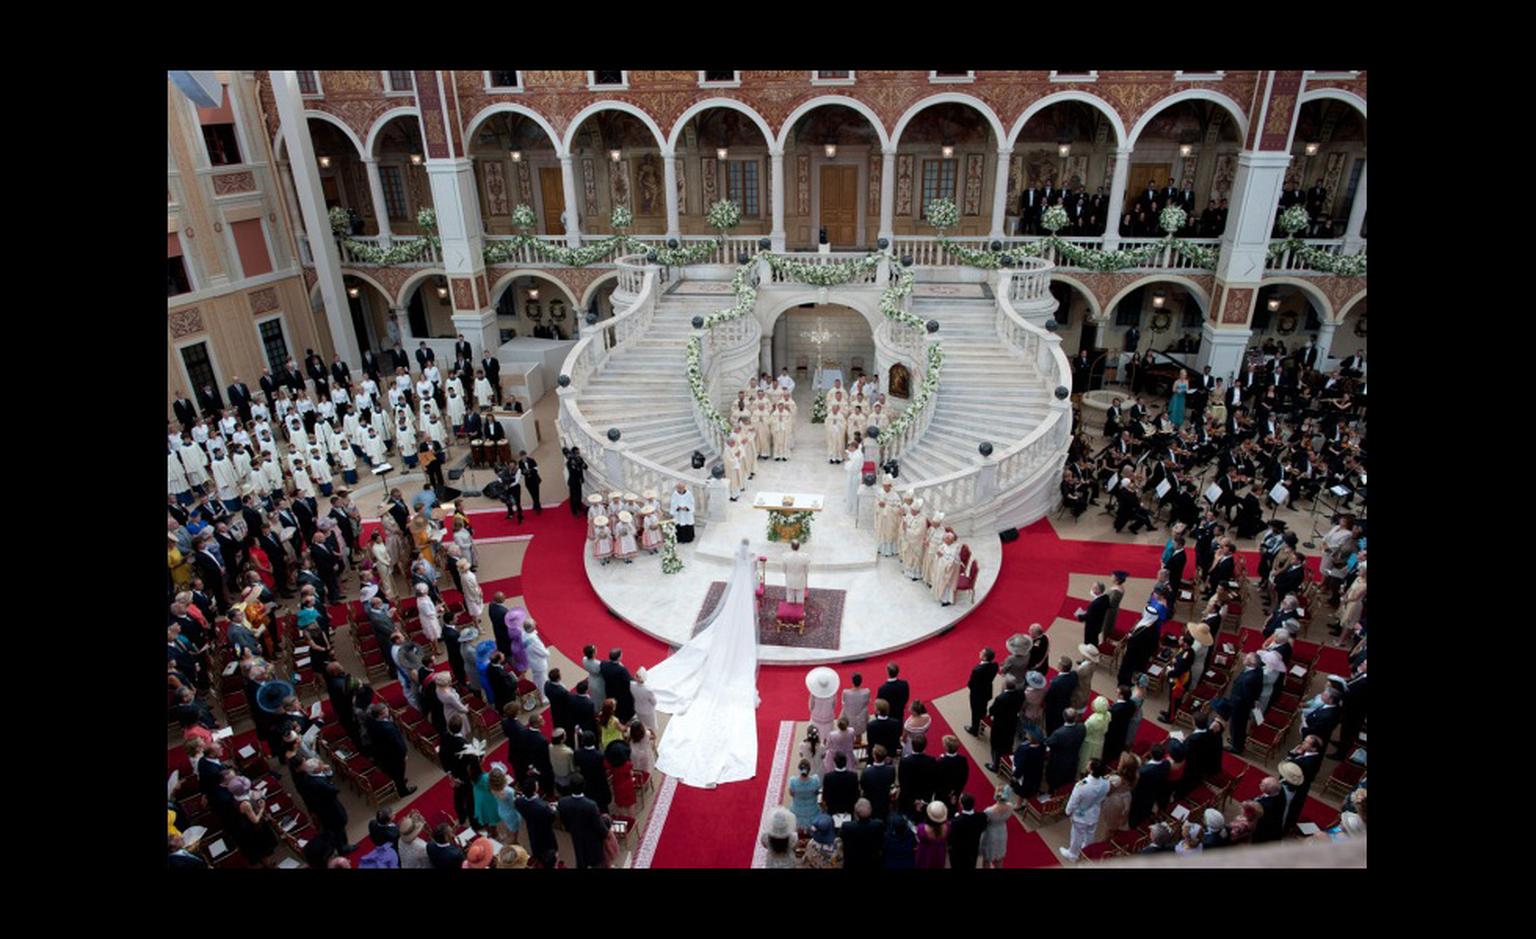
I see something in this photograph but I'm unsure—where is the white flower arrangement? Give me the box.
[925,197,960,230]
[329,206,442,264]
[685,336,731,434]
[705,199,742,232]
[763,252,881,287]
[660,518,683,574]
[1278,204,1311,236]
[701,259,758,328]
[328,206,352,237]
[511,203,537,229]
[652,239,723,266]
[1158,204,1187,234]
[610,205,634,230]
[878,266,925,331]
[1039,205,1069,233]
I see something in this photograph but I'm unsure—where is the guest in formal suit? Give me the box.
[1043,657,1078,735]
[1102,685,1137,769]
[822,751,860,816]
[866,698,902,760]
[1222,653,1266,753]
[840,799,885,869]
[898,733,939,816]
[936,735,969,808]
[425,823,466,869]
[1128,743,1170,827]
[568,680,599,742]
[859,746,898,819]
[1281,738,1325,830]
[439,715,482,825]
[572,731,612,811]
[985,676,1024,772]
[947,792,986,870]
[599,648,634,723]
[558,772,609,868]
[363,702,417,797]
[1301,687,1343,747]
[965,647,998,735]
[294,758,354,853]
[1252,776,1287,843]
[514,776,558,866]
[543,667,573,741]
[877,663,910,722]
[1332,661,1368,760]
[1045,709,1086,793]
[1183,712,1223,797]
[1077,582,1111,648]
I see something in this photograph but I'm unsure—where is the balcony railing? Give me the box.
[1265,238,1347,272]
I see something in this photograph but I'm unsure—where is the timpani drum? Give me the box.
[469,439,487,468]
[493,440,513,466]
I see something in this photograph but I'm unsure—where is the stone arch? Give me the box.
[394,268,448,308]
[1008,91,1128,149]
[336,269,394,302]
[562,100,669,155]
[1258,275,1335,323]
[272,109,367,160]
[1103,274,1212,318]
[1127,88,1250,148]
[463,102,565,157]
[1050,274,1103,321]
[365,106,423,158]
[1298,87,1367,121]
[1335,289,1366,323]
[667,97,775,153]
[488,269,580,309]
[759,291,882,335]
[775,95,892,151]
[579,270,622,309]
[890,92,1006,150]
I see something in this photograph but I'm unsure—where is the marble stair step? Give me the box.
[898,442,971,478]
[574,412,697,434]
[922,419,1037,448]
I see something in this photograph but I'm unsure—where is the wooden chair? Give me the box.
[1021,782,1072,826]
[955,560,980,604]
[795,356,809,376]
[775,601,806,635]
[1244,711,1293,763]
[1323,759,1365,799]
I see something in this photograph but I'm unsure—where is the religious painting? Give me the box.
[894,154,914,215]
[483,161,510,216]
[581,158,598,215]
[868,151,881,209]
[888,362,912,399]
[1101,151,1117,191]
[962,154,985,215]
[1024,149,1057,188]
[796,154,811,215]
[1320,151,1347,216]
[516,160,533,206]
[1209,152,1237,204]
[701,156,718,206]
[1006,153,1023,210]
[1179,156,1198,190]
[676,157,687,214]
[610,158,632,209]
[636,154,664,217]
[1060,155,1088,190]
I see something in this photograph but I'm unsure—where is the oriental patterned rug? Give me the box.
[691,583,845,650]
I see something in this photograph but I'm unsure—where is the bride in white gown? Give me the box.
[646,538,761,788]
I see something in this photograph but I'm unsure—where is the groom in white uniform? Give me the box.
[782,540,810,604]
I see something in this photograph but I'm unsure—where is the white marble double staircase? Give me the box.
[896,296,1056,484]
[574,293,723,473]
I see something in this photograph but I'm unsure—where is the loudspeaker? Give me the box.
[998,527,1020,543]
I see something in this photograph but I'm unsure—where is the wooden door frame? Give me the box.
[1126,162,1172,206]
[810,145,869,248]
[537,164,565,235]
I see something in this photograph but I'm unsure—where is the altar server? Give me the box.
[669,483,696,544]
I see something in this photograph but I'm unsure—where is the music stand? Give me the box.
[1303,484,1349,548]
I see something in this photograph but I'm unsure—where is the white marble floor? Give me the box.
[582,384,1001,664]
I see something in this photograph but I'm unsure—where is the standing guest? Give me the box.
[898,733,939,810]
[363,702,417,797]
[902,700,932,756]
[759,808,799,869]
[294,758,354,854]
[631,666,657,737]
[565,447,589,516]
[1080,696,1110,771]
[1044,656,1078,734]
[978,787,1015,868]
[1059,759,1111,862]
[947,792,986,870]
[439,714,482,826]
[600,648,634,723]
[515,776,558,865]
[1045,708,1086,793]
[859,746,897,820]
[839,799,885,869]
[840,672,871,744]
[558,773,609,869]
[426,823,467,870]
[823,716,857,776]
[1221,653,1266,753]
[788,759,822,830]
[822,751,860,817]
[913,801,950,869]
[866,699,902,761]
[877,663,910,722]
[668,482,695,543]
[1077,582,1112,648]
[1129,743,1171,827]
[965,647,999,735]
[581,645,607,711]
[985,676,1024,773]
[936,735,969,808]
[1252,776,1288,843]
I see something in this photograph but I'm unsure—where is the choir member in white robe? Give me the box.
[769,405,792,461]
[900,503,928,580]
[829,379,847,411]
[875,479,901,557]
[370,409,391,449]
[285,449,313,497]
[782,540,811,604]
[342,413,363,450]
[363,430,387,470]
[423,413,447,448]
[250,400,270,423]
[922,515,947,587]
[317,398,336,425]
[315,419,342,459]
[613,511,639,562]
[736,419,757,477]
[723,437,746,500]
[844,446,863,512]
[425,362,442,390]
[258,453,285,498]
[669,483,696,543]
[752,394,771,453]
[394,403,416,433]
[415,377,434,408]
[210,448,240,508]
[395,418,417,464]
[826,405,847,463]
[353,389,372,414]
[334,441,358,485]
[474,370,495,410]
[309,448,334,496]
[168,449,190,498]
[219,413,239,439]
[274,391,293,420]
[777,370,796,394]
[930,532,962,605]
[284,415,308,451]
[446,384,466,430]
[231,446,254,488]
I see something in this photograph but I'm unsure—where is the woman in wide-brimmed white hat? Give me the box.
[806,666,840,742]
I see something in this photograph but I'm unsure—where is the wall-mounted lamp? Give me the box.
[1058,143,1071,158]
[317,155,332,169]
[1179,143,1193,158]
[1267,297,1282,312]
[609,149,622,162]
[824,143,837,158]
[347,285,360,298]
[1304,142,1320,156]
[716,147,729,161]
[1151,291,1166,309]
[509,150,522,162]
[527,287,540,301]
[940,144,954,159]
[409,153,423,165]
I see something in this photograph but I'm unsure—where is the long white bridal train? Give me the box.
[644,539,761,788]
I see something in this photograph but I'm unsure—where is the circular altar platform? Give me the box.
[583,397,1002,664]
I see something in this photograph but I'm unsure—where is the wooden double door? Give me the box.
[819,165,858,246]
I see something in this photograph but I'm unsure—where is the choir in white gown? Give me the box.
[645,539,761,788]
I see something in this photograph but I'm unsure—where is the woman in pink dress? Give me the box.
[592,516,613,565]
[914,800,950,869]
[823,716,857,775]
[902,700,933,757]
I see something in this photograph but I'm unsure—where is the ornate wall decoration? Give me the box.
[1024,149,1056,188]
[351,165,373,217]
[247,287,280,315]
[302,268,317,292]
[406,165,429,215]
[322,70,379,94]
[414,70,451,159]
[868,151,882,210]
[635,153,664,216]
[581,159,598,215]
[451,277,475,311]
[1006,153,1023,212]
[676,157,687,215]
[1060,155,1088,189]
[701,156,718,207]
[476,273,490,308]
[1209,153,1237,204]
[516,160,533,206]
[169,308,205,338]
[320,99,396,148]
[894,154,913,215]
[1220,286,1253,325]
[211,171,256,195]
[963,153,985,215]
[1101,151,1117,191]
[1179,155,1198,188]
[609,158,632,210]
[549,266,607,305]
[1098,82,1167,133]
[795,154,810,215]
[1320,152,1346,216]
[341,265,418,306]
[1258,72,1304,151]
[483,161,510,216]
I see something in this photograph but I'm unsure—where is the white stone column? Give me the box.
[559,154,583,248]
[760,335,773,376]
[878,148,897,245]
[1342,160,1367,254]
[1314,320,1339,361]
[663,151,681,241]
[1197,321,1252,382]
[362,158,393,244]
[425,156,498,360]
[989,147,1013,240]
[1101,147,1134,251]
[1216,150,1294,284]
[271,69,359,366]
[770,148,786,251]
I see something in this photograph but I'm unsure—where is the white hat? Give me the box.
[642,489,657,500]
[587,494,602,505]
[1278,761,1304,786]
[618,511,633,524]
[1078,644,1103,663]
[635,667,647,683]
[594,515,610,527]
[766,806,797,839]
[1203,808,1227,830]
[624,492,639,502]
[805,666,840,699]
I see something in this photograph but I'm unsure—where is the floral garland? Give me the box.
[701,260,759,328]
[811,389,827,424]
[660,518,683,574]
[878,263,926,330]
[1267,207,1367,275]
[936,233,1219,273]
[328,206,441,264]
[484,204,638,267]
[685,336,731,434]
[651,239,726,266]
[883,342,943,442]
[765,509,816,543]
[762,252,882,286]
